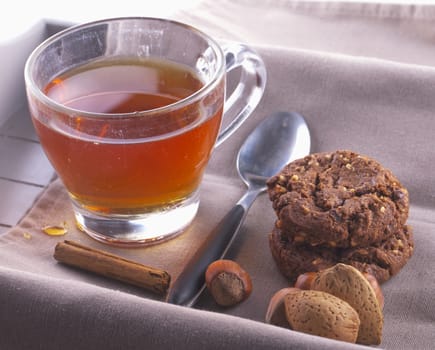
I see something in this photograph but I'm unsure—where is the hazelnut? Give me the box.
[311,263,384,345]
[265,287,299,327]
[363,272,384,310]
[205,259,252,307]
[294,271,317,290]
[285,290,360,343]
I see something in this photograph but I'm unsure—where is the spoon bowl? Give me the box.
[167,111,311,306]
[238,111,310,190]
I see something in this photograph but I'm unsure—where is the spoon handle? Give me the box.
[166,190,259,306]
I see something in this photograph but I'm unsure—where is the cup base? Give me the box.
[72,193,199,247]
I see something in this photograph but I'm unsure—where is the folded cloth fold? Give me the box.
[0,265,375,350]
[2,2,435,349]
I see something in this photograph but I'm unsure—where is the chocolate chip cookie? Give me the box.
[341,224,414,283]
[268,224,338,282]
[267,150,409,248]
[269,223,414,284]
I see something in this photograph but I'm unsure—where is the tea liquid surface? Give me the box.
[45,58,203,114]
[33,59,223,213]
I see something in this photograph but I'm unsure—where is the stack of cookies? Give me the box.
[266,150,414,284]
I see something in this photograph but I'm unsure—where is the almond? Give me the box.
[284,290,360,343]
[311,263,384,345]
[265,287,299,327]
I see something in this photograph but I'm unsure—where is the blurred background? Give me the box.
[2,0,435,42]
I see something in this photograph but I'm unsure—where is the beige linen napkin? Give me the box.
[177,0,435,67]
[1,2,435,349]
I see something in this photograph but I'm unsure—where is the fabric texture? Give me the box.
[1,1,435,349]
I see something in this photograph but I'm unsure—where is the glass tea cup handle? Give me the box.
[215,43,267,147]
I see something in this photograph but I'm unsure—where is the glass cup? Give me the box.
[24,17,266,246]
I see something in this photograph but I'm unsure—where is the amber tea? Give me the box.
[25,17,265,245]
[33,59,223,215]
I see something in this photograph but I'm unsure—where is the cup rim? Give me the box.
[24,16,225,120]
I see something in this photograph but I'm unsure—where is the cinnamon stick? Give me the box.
[54,240,171,295]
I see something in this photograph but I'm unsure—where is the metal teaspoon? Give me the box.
[166,111,311,306]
